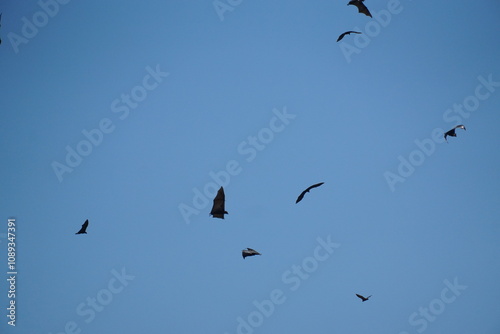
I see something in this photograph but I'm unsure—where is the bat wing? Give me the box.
[210,187,227,219]
[444,125,466,142]
[337,32,348,42]
[349,0,372,17]
[295,190,307,203]
[306,182,325,192]
[76,219,89,234]
[242,249,249,259]
[242,248,261,259]
[444,128,455,140]
[337,32,361,42]
[296,182,324,203]
[249,248,261,255]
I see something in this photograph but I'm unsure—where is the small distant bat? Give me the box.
[444,124,466,142]
[242,248,261,259]
[337,31,362,42]
[295,182,324,203]
[76,219,89,234]
[210,186,228,219]
[356,294,372,302]
[348,0,372,18]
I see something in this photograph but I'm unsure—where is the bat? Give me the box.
[76,219,89,234]
[295,182,324,203]
[444,124,466,142]
[242,248,261,259]
[210,186,228,219]
[356,294,372,302]
[337,31,362,42]
[347,0,372,18]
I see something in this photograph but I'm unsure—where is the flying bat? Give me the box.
[348,0,372,18]
[356,294,372,302]
[75,219,89,234]
[337,31,362,42]
[295,182,324,203]
[210,186,228,219]
[444,125,466,142]
[242,248,261,259]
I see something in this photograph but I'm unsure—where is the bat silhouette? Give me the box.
[295,182,324,203]
[210,186,228,219]
[348,0,372,18]
[76,219,89,234]
[337,31,362,42]
[242,248,261,259]
[444,125,466,142]
[356,294,372,302]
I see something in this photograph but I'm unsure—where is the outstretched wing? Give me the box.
[444,130,451,141]
[355,294,365,300]
[338,31,362,42]
[242,248,261,259]
[295,189,308,203]
[296,182,324,203]
[306,182,325,192]
[444,128,456,141]
[337,32,348,42]
[76,219,89,234]
[210,187,227,219]
[348,0,372,17]
[444,125,466,142]
[337,30,361,42]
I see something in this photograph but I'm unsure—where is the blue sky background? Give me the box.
[1,1,500,333]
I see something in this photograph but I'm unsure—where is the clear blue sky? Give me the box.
[1,1,500,333]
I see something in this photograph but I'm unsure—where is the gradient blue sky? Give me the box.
[1,1,500,333]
